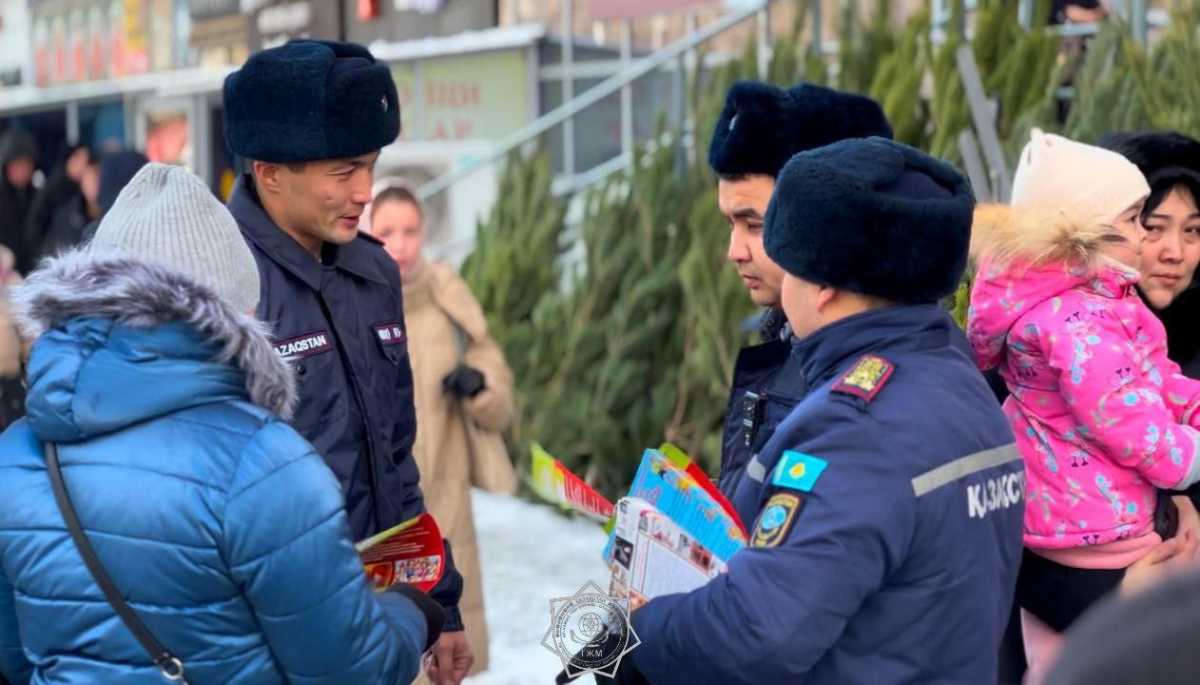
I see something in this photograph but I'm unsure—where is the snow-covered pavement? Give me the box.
[464,489,611,685]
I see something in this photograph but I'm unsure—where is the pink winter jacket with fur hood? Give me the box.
[968,205,1200,550]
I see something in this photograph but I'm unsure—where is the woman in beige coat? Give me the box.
[370,186,517,682]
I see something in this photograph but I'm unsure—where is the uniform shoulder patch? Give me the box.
[831,354,895,403]
[772,450,828,492]
[752,492,803,548]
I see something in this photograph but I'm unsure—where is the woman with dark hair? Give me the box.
[1100,131,1200,378]
[985,131,1200,684]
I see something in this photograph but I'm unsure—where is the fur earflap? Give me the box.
[764,137,973,304]
[970,204,1113,270]
[11,248,297,419]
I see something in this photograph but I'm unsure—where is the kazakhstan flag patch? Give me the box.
[772,451,828,492]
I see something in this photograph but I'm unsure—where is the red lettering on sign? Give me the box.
[425,81,482,109]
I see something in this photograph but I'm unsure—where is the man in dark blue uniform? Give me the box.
[612,139,1024,683]
[222,40,470,683]
[707,81,892,494]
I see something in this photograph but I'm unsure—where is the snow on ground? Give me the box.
[465,489,611,685]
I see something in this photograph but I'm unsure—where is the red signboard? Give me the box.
[589,0,714,20]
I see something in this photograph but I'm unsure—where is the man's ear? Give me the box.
[251,160,283,195]
[815,285,838,312]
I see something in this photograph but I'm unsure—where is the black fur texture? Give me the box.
[708,81,893,179]
[223,40,400,163]
[763,137,974,304]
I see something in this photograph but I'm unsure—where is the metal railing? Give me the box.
[420,0,1169,206]
[934,0,1166,44]
[946,0,1168,201]
[416,0,791,203]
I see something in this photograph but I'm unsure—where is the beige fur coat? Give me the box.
[403,260,516,678]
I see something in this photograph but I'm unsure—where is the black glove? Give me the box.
[1155,489,1180,539]
[442,365,486,398]
[591,656,650,685]
[558,630,649,685]
[389,583,446,652]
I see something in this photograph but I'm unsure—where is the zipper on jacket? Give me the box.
[314,293,386,535]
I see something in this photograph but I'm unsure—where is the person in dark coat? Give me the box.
[34,156,100,265]
[223,38,469,684]
[1101,131,1200,519]
[23,144,89,269]
[607,139,1023,685]
[1099,131,1200,378]
[1045,567,1200,684]
[706,81,893,498]
[0,129,38,272]
[78,150,149,244]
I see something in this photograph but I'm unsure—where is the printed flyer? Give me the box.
[356,513,445,593]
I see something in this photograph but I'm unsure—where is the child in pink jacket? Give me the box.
[969,130,1200,638]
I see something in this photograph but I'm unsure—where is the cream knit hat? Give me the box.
[90,163,260,313]
[1011,129,1150,225]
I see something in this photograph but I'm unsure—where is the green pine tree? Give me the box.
[465,0,1200,498]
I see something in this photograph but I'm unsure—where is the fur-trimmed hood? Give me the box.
[970,203,1116,269]
[966,204,1141,370]
[12,249,296,437]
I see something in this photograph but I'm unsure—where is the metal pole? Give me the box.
[683,11,698,164]
[620,19,633,157]
[191,94,212,183]
[957,130,991,202]
[931,0,945,45]
[684,11,699,72]
[65,101,80,146]
[1131,0,1148,44]
[756,7,770,79]
[809,0,822,57]
[127,96,143,150]
[1017,0,1033,29]
[956,45,1011,201]
[561,0,576,178]
[416,0,769,201]
[526,43,540,123]
[413,60,427,140]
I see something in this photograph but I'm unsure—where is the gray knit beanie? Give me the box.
[91,163,260,313]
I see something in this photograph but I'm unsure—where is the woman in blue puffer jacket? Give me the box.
[0,164,436,684]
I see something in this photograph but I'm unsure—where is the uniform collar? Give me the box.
[758,307,789,342]
[229,176,392,291]
[791,304,952,386]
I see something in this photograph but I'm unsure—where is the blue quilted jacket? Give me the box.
[0,252,426,684]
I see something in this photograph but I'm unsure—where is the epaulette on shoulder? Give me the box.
[831,354,895,404]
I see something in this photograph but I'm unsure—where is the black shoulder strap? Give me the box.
[43,442,188,683]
